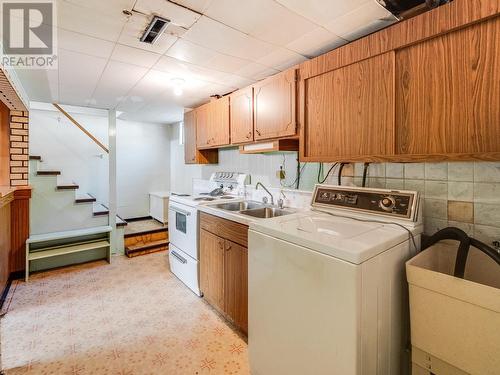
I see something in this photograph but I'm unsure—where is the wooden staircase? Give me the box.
[125,226,168,258]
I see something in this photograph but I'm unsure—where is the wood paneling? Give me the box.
[396,17,500,155]
[184,110,218,164]
[200,212,248,248]
[200,229,225,312]
[302,52,395,161]
[224,240,248,334]
[1,195,12,300]
[299,0,500,80]
[195,104,210,148]
[10,187,31,273]
[230,87,254,145]
[254,69,297,140]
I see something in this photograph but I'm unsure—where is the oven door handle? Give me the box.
[169,206,191,216]
[171,250,188,264]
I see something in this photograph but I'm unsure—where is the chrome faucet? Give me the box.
[278,190,287,209]
[255,182,274,205]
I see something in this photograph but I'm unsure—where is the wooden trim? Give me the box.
[300,152,500,163]
[29,155,41,160]
[299,0,500,80]
[57,184,79,190]
[52,103,109,153]
[10,187,31,274]
[37,170,60,175]
[123,227,167,238]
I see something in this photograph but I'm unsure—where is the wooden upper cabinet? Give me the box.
[395,17,500,156]
[185,109,217,164]
[196,96,230,149]
[230,87,254,145]
[253,69,297,141]
[301,52,395,161]
[200,229,225,313]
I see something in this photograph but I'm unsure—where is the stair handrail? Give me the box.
[52,103,109,153]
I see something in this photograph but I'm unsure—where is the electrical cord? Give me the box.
[362,163,370,187]
[338,163,347,185]
[311,208,419,256]
[280,153,307,189]
[318,163,339,184]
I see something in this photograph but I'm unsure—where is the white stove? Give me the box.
[168,172,248,296]
[248,184,423,375]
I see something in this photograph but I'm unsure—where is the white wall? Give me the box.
[117,120,170,218]
[29,109,171,219]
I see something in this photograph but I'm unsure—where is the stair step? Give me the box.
[75,193,96,204]
[93,203,109,217]
[37,170,61,176]
[125,239,168,257]
[117,215,128,227]
[57,184,79,190]
[29,155,42,160]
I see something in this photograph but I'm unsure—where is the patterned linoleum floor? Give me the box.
[1,252,249,374]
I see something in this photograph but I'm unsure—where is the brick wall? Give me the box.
[9,110,29,186]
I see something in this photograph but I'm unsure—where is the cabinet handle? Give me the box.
[255,129,261,136]
[246,132,252,139]
[219,241,224,249]
[226,244,232,251]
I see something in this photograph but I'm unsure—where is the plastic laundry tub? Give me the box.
[406,239,500,375]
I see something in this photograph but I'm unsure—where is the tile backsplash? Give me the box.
[348,162,500,249]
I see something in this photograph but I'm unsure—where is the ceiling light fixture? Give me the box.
[171,78,185,96]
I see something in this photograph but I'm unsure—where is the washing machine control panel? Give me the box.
[313,185,418,220]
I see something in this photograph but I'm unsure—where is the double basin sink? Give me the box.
[214,201,293,219]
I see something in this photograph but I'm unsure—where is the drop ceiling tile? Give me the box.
[286,27,347,58]
[58,50,108,107]
[234,63,279,80]
[170,0,213,13]
[216,74,255,89]
[111,44,162,68]
[92,61,149,108]
[203,54,249,74]
[205,0,318,46]
[202,82,236,97]
[325,1,397,41]
[58,29,115,59]
[153,55,227,84]
[118,14,179,54]
[63,0,137,16]
[58,0,128,42]
[256,48,307,71]
[276,0,369,27]
[165,39,217,66]
[182,16,275,61]
[134,0,201,28]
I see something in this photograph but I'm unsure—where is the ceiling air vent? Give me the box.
[376,0,450,19]
[140,16,170,44]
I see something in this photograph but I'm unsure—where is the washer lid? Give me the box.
[249,211,421,264]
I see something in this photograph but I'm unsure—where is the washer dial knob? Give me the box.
[379,196,396,211]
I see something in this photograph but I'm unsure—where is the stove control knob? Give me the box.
[379,196,396,211]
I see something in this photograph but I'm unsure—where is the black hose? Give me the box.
[318,163,338,184]
[362,163,370,187]
[295,155,301,189]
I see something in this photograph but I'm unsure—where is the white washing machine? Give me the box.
[248,184,423,375]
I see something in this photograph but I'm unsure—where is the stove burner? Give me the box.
[194,197,215,201]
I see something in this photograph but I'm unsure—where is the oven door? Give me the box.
[168,202,198,259]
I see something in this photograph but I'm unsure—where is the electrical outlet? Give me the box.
[277,168,286,180]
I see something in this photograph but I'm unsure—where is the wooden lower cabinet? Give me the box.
[200,229,225,312]
[199,213,248,334]
[224,240,248,334]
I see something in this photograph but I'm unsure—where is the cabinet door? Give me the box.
[184,110,197,164]
[196,104,210,148]
[209,96,230,147]
[200,229,224,312]
[224,240,248,334]
[302,52,395,161]
[230,87,254,144]
[396,18,500,155]
[254,69,296,141]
